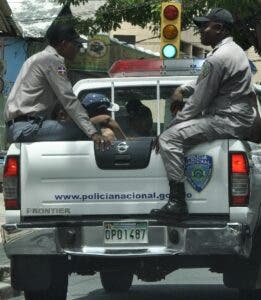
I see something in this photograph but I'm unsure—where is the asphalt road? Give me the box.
[8,268,241,300]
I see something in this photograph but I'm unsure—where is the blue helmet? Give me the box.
[82,93,111,109]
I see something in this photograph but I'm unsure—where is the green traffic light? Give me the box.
[162,44,177,59]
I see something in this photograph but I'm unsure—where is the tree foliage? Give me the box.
[58,0,261,54]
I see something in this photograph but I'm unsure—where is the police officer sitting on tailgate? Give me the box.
[4,22,109,149]
[151,8,256,219]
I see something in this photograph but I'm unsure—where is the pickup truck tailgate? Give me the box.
[20,140,229,217]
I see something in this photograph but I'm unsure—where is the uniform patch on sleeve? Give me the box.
[57,65,67,76]
[197,61,211,83]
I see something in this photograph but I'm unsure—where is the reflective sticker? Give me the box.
[197,61,211,83]
[185,155,213,192]
[57,65,66,76]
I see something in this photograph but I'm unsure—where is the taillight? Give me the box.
[230,152,249,206]
[3,156,20,210]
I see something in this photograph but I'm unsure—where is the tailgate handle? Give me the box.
[114,154,131,166]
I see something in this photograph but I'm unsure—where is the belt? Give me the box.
[6,115,37,126]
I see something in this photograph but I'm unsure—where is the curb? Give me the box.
[0,265,21,299]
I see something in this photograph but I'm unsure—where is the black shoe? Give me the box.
[151,201,188,219]
[150,181,188,220]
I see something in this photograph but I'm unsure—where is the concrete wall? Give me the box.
[110,22,160,54]
[109,25,211,58]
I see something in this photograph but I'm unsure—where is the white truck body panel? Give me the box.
[20,139,229,216]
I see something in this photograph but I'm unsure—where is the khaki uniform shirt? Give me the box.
[4,45,97,137]
[174,37,255,128]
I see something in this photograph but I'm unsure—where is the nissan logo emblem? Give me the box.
[117,142,129,154]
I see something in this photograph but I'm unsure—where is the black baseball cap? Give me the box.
[46,23,87,44]
[193,8,234,27]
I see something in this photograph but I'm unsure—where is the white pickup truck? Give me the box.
[2,59,261,300]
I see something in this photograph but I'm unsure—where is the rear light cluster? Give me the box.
[230,152,249,206]
[3,156,20,210]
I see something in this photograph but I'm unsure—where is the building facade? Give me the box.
[109,23,261,83]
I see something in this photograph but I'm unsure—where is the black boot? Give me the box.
[151,181,188,219]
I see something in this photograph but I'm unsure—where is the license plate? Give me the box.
[104,221,148,244]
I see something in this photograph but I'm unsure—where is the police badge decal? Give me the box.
[185,155,213,192]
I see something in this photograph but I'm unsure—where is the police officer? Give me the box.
[4,23,109,149]
[151,8,256,219]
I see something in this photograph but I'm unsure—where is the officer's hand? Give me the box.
[170,100,185,115]
[171,86,184,102]
[91,133,111,151]
[170,87,184,115]
[153,136,160,154]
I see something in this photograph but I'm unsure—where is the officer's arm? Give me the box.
[173,59,222,125]
[179,80,196,98]
[44,60,97,138]
[170,80,196,113]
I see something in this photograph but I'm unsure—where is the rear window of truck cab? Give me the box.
[79,85,177,138]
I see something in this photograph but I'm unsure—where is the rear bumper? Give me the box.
[1,221,249,258]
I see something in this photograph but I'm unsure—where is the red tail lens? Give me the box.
[230,153,249,207]
[4,157,18,176]
[4,156,20,210]
[232,196,248,206]
[5,199,19,210]
[163,5,179,20]
[231,153,248,173]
